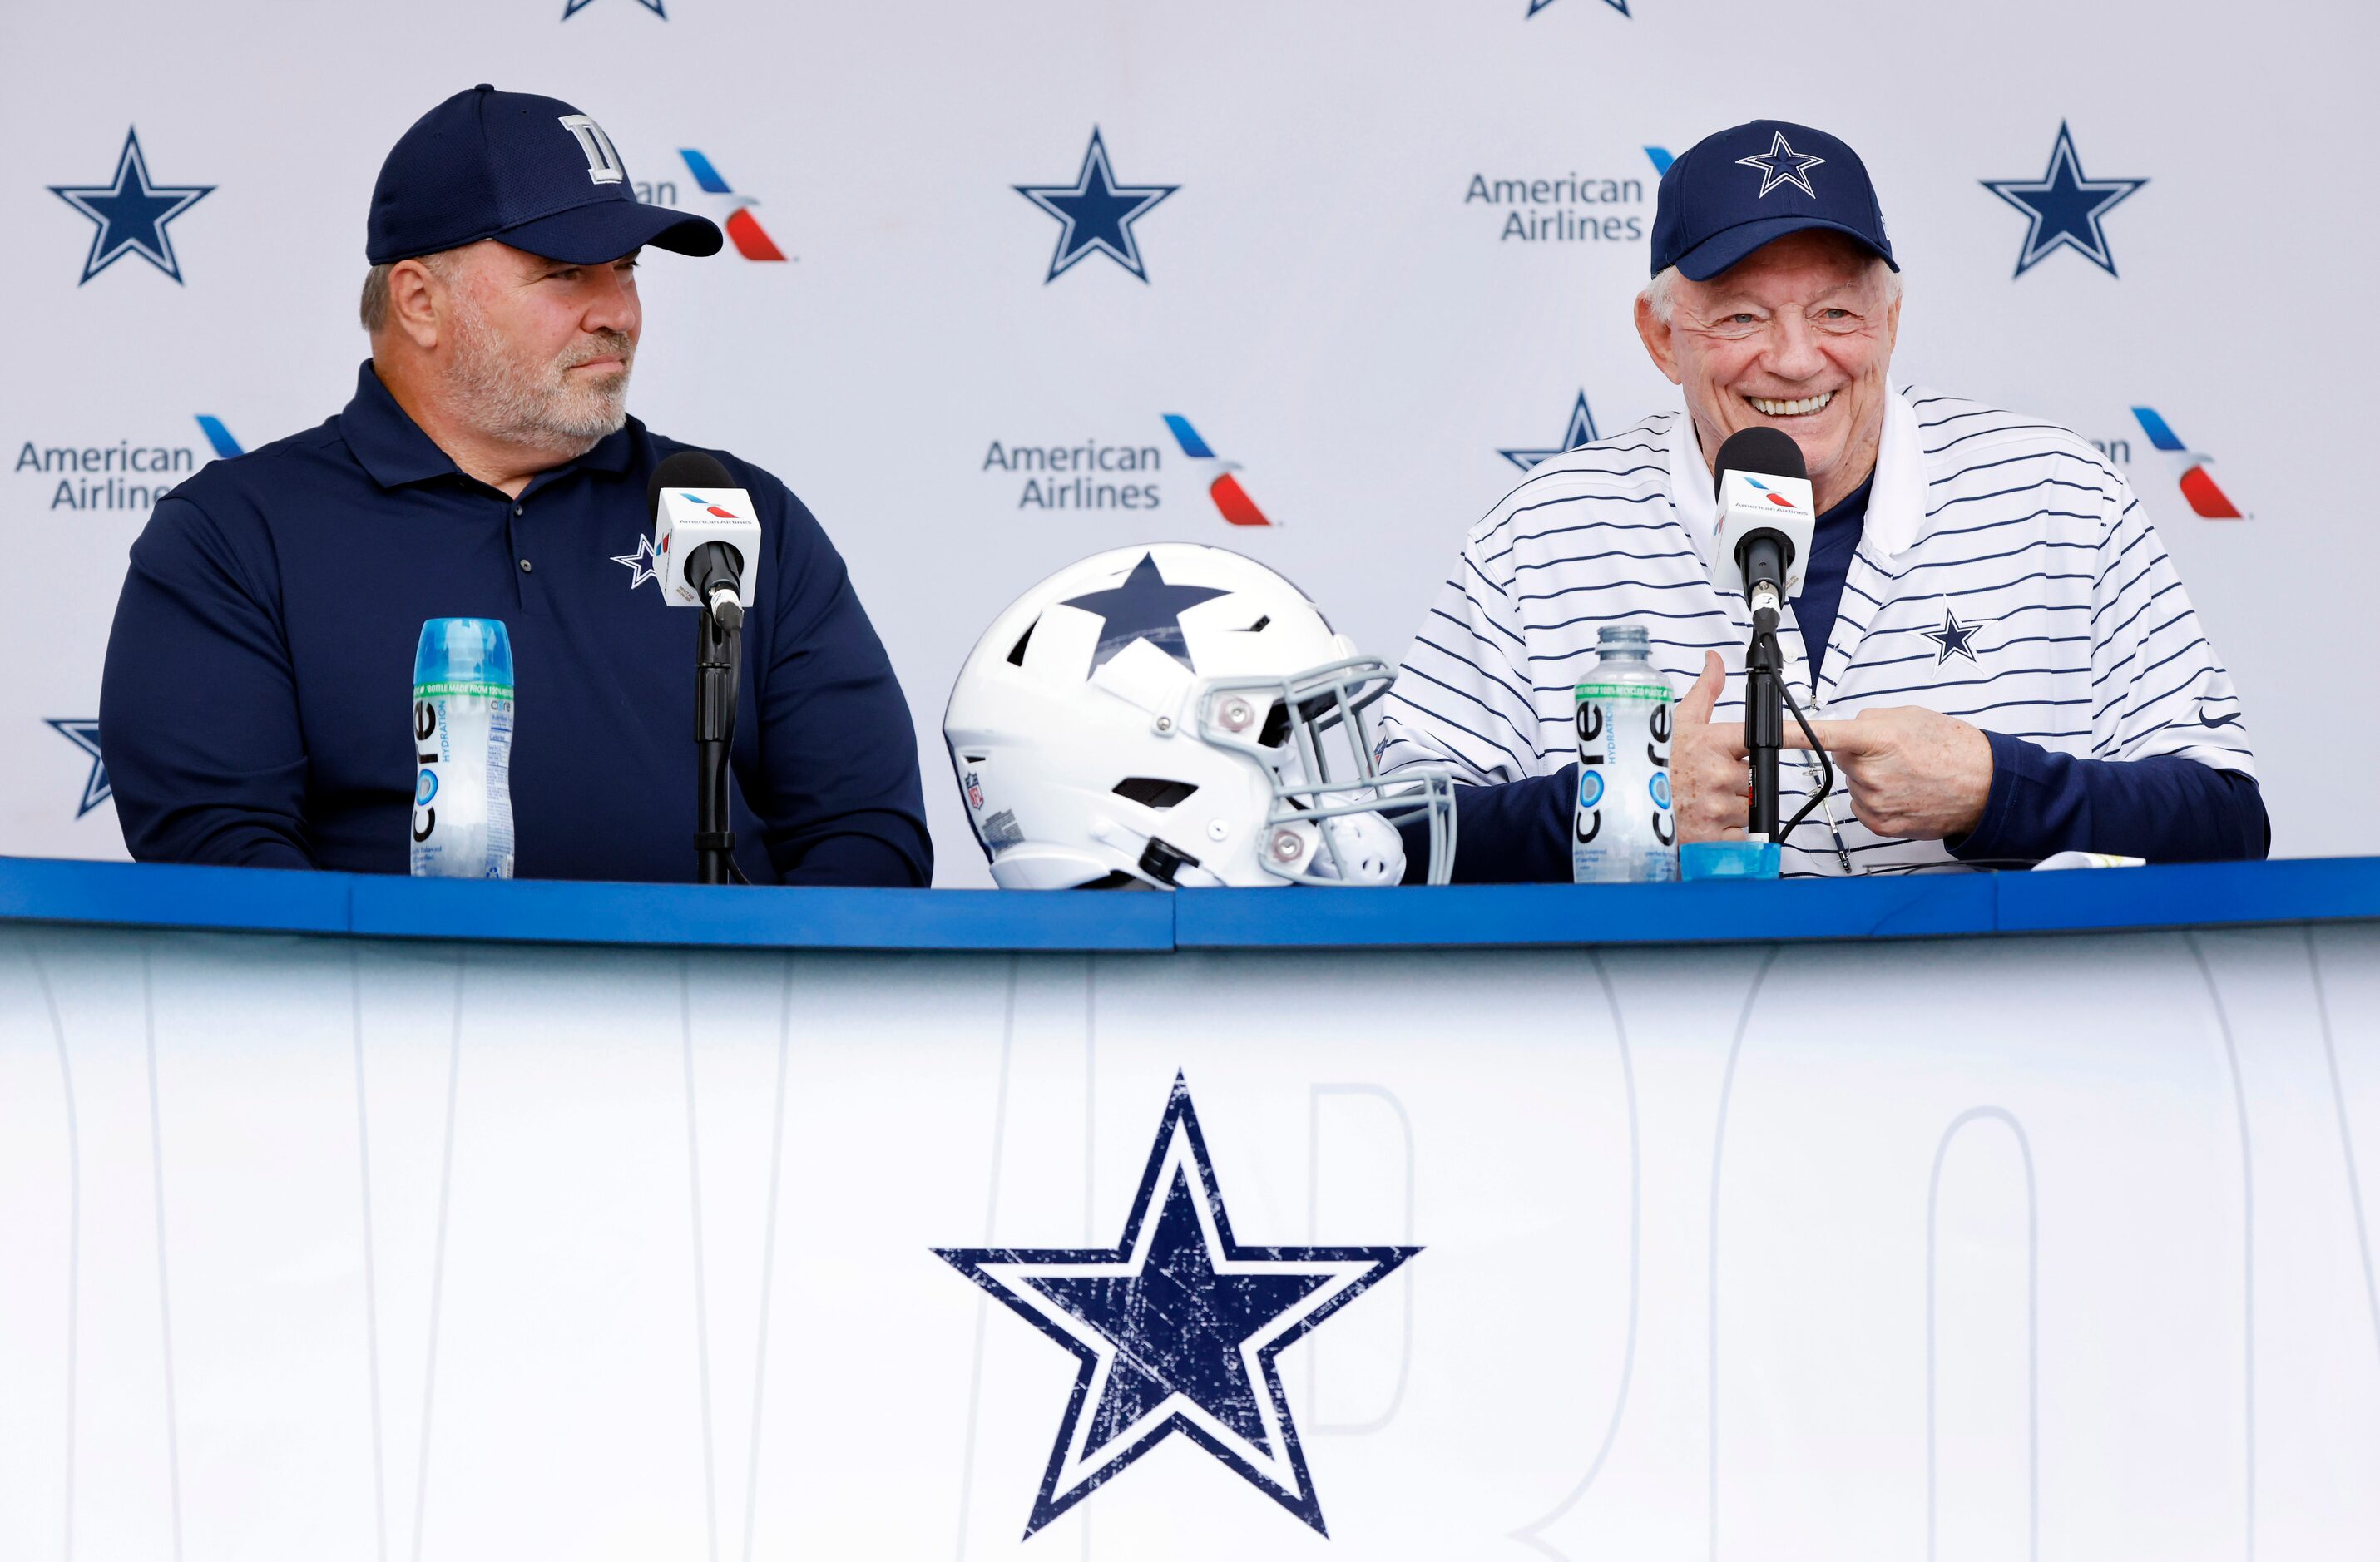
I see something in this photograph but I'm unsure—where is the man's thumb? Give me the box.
[1677,650,1725,724]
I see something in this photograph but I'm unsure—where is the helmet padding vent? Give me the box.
[1111,776,1199,809]
[1007,618,1037,666]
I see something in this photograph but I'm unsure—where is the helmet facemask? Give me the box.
[1195,655,1457,886]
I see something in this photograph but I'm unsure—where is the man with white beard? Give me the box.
[101,87,930,885]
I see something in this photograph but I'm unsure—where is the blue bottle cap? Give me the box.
[414,617,514,690]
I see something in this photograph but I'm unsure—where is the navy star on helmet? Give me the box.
[1650,119,1896,281]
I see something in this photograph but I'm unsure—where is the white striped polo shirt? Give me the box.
[1376,383,2256,877]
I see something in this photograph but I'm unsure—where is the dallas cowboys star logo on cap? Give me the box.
[1922,606,1982,664]
[45,719,111,818]
[1735,130,1825,199]
[937,1074,1418,1537]
[1500,390,1601,472]
[48,129,215,286]
[1060,552,1229,671]
[1981,121,2146,279]
[1015,129,1179,284]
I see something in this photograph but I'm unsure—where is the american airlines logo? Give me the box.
[2130,406,2244,520]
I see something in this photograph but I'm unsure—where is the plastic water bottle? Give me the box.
[1572,624,1678,883]
[410,618,516,879]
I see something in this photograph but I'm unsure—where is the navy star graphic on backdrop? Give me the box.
[1059,552,1228,671]
[1500,390,1602,472]
[1015,129,1179,284]
[1980,122,2146,279]
[611,533,659,589]
[46,720,111,818]
[562,0,664,16]
[1526,0,1630,15]
[1922,607,1982,664]
[938,1075,1417,1537]
[49,129,215,286]
[1736,130,1826,199]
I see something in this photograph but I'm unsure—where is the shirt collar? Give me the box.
[1666,383,1927,561]
[338,359,638,491]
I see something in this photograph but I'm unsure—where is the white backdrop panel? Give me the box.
[2,0,2373,879]
[2,922,2377,1557]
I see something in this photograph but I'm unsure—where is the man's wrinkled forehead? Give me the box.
[1697,231,1890,301]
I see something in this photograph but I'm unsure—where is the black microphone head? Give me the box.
[648,449,736,517]
[1711,426,1807,499]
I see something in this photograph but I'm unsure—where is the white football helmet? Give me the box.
[945,545,1455,888]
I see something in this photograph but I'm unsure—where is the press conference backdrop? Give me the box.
[3,0,2373,884]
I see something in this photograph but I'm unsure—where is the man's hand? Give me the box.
[1672,650,1750,843]
[1782,706,1994,840]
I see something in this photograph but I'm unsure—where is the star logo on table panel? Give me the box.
[1059,552,1229,672]
[1500,390,1601,472]
[611,533,659,588]
[1980,122,2146,279]
[48,129,215,285]
[562,0,664,17]
[1015,129,1179,284]
[45,720,111,818]
[1922,606,1982,664]
[937,1075,1418,1537]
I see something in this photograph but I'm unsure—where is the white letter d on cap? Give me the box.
[557,115,626,185]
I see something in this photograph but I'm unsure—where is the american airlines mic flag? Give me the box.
[1374,387,2254,877]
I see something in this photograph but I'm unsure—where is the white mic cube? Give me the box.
[1711,468,1817,600]
[654,485,763,610]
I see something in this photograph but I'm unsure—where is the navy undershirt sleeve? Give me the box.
[1949,732,2269,864]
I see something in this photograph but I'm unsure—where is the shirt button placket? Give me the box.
[508,497,549,615]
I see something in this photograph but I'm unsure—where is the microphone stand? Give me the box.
[693,597,742,885]
[1744,606,1784,843]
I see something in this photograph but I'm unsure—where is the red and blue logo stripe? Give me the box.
[677,150,787,262]
[1161,415,1272,527]
[2130,406,2243,519]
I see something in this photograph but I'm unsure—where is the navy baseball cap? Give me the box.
[1649,120,1895,281]
[367,85,722,265]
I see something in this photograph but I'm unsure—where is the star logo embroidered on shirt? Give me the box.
[611,533,659,589]
[937,1074,1418,1536]
[1922,606,1982,664]
[1735,130,1825,199]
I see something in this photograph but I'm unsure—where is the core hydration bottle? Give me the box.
[410,618,516,879]
[1572,624,1679,884]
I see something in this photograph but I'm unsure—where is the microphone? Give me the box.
[1710,427,1815,629]
[647,450,761,885]
[648,451,762,630]
[1708,427,1821,853]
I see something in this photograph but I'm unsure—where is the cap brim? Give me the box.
[493,198,724,264]
[1674,215,1895,281]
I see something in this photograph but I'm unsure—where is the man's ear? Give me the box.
[1635,292,1683,386]
[384,258,447,353]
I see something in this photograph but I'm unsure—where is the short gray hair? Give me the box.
[1640,255,1901,324]
[359,251,456,334]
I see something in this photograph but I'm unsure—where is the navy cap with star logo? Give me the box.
[366,84,722,265]
[1649,119,1896,281]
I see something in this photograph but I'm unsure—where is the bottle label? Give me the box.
[410,689,516,880]
[1573,687,1678,884]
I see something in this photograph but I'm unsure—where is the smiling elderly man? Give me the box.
[1379,119,2266,877]
[101,86,930,884]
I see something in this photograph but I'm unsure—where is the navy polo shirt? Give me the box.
[101,362,932,886]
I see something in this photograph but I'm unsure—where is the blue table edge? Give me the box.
[1,855,2374,952]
